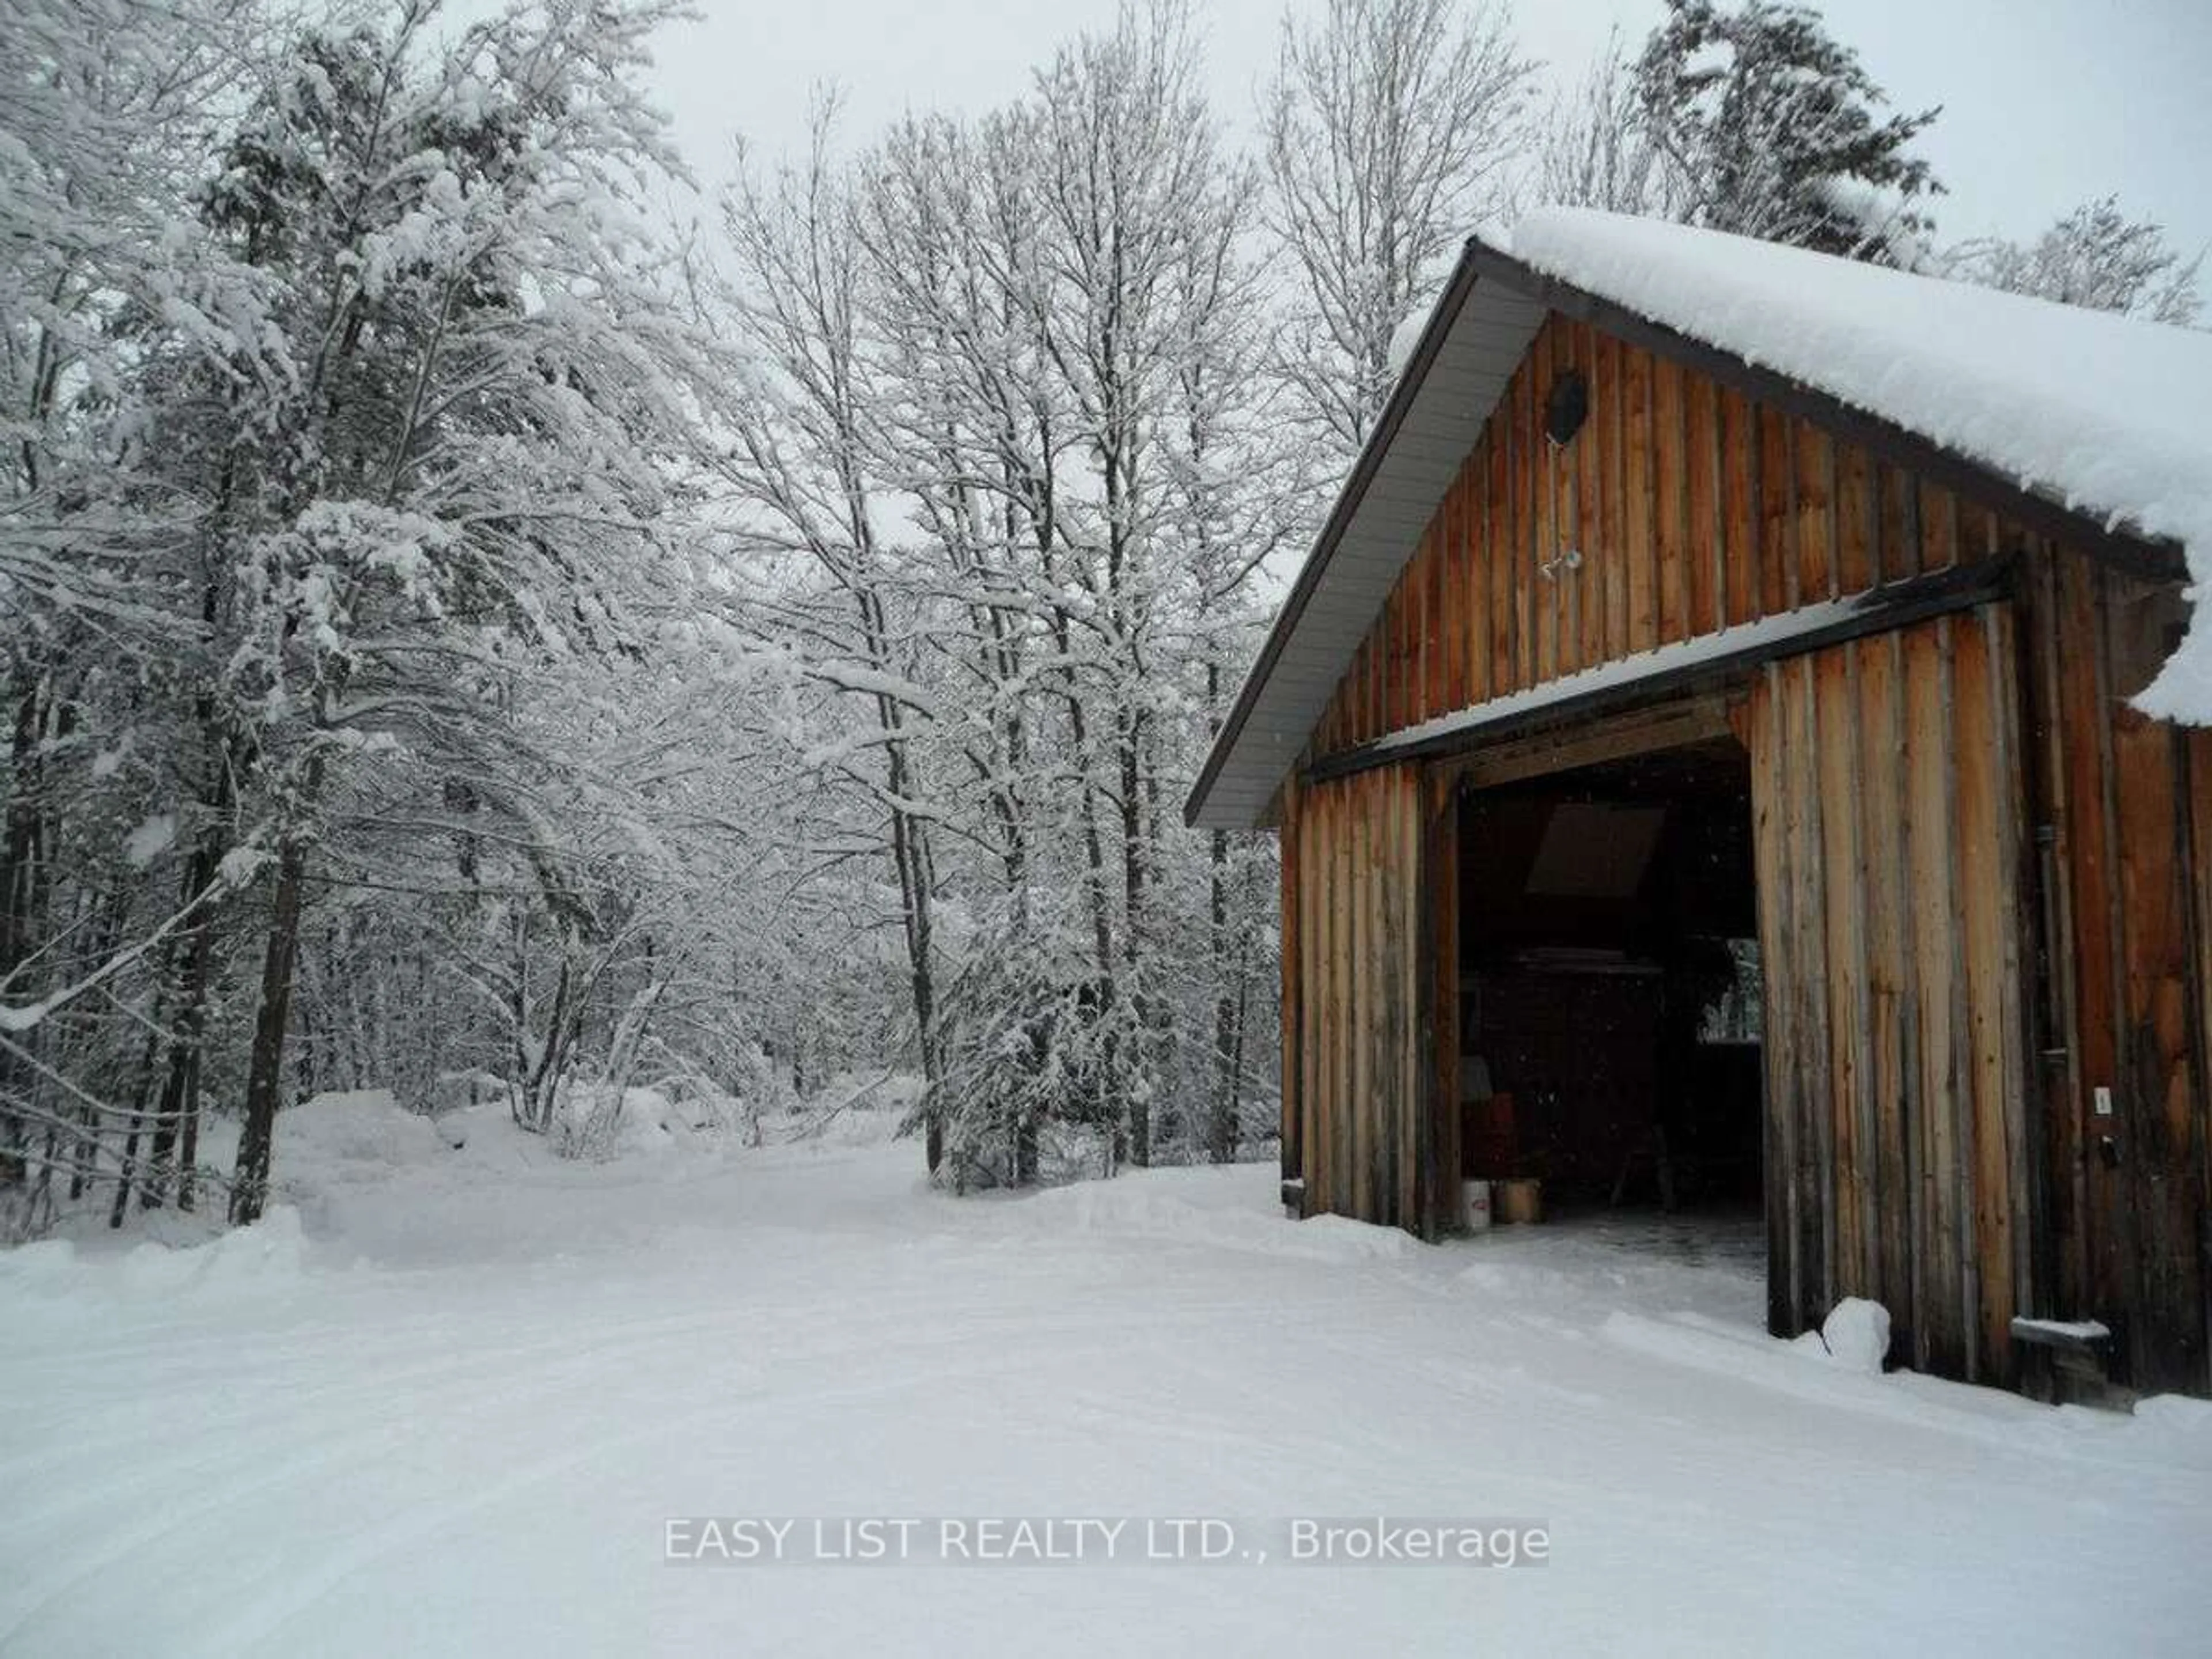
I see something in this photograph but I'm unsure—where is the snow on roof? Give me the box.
[1187,212,2212,832]
[1509,208,2212,721]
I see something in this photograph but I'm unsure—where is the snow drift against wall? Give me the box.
[1508,208,2212,720]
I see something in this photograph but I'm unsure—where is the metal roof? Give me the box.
[1185,236,1544,831]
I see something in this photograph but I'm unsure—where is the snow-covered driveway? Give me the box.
[4,1127,2209,1657]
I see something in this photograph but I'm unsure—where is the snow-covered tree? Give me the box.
[709,4,1293,1190]
[1,0,790,1233]
[1528,29,1694,221]
[7,0,1374,1234]
[0,0,289,1233]
[1944,197,2204,325]
[713,98,954,1171]
[1262,0,1535,451]
[1633,0,1943,260]
[160,0,722,1219]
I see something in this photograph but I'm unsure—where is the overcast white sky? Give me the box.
[642,0,2211,257]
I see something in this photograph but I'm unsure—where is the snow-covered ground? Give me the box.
[5,1100,2211,1657]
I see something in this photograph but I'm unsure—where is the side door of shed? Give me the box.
[1747,604,2036,1388]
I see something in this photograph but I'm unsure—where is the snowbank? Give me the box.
[2,1206,311,1312]
[1016,1164,1416,1264]
[282,1088,452,1171]
[546,1084,695,1160]
[1507,208,2212,719]
[119,1205,309,1298]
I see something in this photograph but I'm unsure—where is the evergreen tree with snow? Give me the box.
[1633,0,1942,260]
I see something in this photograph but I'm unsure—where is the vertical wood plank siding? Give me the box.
[1281,763,1430,1230]
[1274,306,2210,1395]
[1749,609,2033,1384]
[2021,549,2211,1394]
[1306,314,1997,763]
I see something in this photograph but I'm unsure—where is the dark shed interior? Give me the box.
[1456,740,1764,1212]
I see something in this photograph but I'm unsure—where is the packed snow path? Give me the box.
[5,1126,2210,1656]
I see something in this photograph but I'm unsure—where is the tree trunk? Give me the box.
[145,711,236,1210]
[888,789,943,1174]
[143,856,218,1210]
[0,676,49,1193]
[229,835,311,1225]
[1118,707,1150,1168]
[106,1019,165,1228]
[858,578,943,1177]
[1207,827,1240,1163]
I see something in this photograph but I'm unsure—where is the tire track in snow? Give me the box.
[1,1271,1238,1651]
[176,1352,1080,1658]
[0,1304,772,1526]
[0,1322,770,1650]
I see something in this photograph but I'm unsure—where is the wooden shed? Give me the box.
[1187,211,2212,1400]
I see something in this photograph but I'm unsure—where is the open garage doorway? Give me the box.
[1449,730,1766,1259]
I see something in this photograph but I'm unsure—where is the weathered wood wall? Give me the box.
[1746,606,2034,1385]
[1307,312,2016,764]
[1279,764,1431,1230]
[2023,547,2212,1395]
